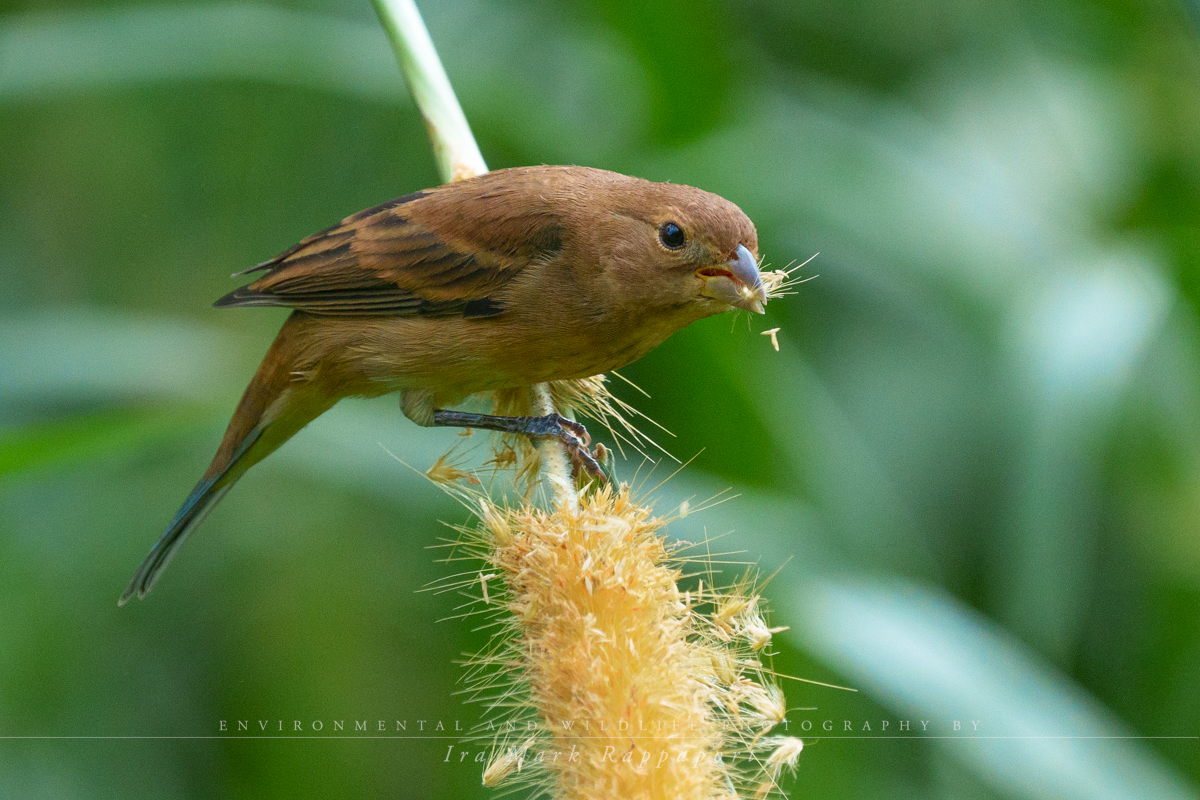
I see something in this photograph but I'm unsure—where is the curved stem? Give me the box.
[370,0,485,182]
[371,0,577,511]
[529,383,579,511]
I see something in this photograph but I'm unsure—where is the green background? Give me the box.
[1,0,1198,797]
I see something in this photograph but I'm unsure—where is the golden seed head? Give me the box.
[454,483,795,800]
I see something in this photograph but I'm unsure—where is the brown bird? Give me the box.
[121,165,766,604]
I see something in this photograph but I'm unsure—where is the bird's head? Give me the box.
[595,178,766,318]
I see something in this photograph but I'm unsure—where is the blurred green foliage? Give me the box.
[1,0,1198,798]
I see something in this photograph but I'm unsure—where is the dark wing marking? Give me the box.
[215,190,524,318]
[463,297,506,318]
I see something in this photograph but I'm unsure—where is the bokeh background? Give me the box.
[1,0,1198,797]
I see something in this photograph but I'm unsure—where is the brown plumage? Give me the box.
[121,165,765,604]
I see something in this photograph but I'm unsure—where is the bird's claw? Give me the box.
[565,440,605,482]
[554,415,590,446]
[531,414,604,482]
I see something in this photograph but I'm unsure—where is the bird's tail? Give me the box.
[120,313,331,604]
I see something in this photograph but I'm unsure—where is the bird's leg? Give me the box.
[431,410,605,479]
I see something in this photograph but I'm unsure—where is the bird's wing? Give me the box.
[214,189,551,318]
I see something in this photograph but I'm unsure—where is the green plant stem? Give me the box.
[369,0,485,183]
[369,0,577,510]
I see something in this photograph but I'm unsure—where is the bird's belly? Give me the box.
[336,311,680,398]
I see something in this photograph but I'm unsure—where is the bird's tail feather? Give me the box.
[120,312,326,604]
[119,424,264,605]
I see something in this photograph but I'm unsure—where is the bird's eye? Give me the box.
[659,222,686,250]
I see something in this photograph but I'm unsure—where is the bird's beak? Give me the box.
[697,244,767,314]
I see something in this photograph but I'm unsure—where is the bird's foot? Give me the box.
[525,413,604,481]
[430,409,607,482]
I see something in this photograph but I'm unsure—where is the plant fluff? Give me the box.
[432,483,802,800]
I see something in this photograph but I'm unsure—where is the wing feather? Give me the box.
[215,184,548,317]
